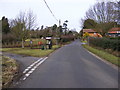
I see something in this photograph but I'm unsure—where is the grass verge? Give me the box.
[83,44,120,67]
[2,45,60,57]
[2,56,18,88]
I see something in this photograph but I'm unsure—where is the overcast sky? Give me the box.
[0,0,98,32]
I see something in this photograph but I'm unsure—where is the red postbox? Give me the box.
[38,41,42,45]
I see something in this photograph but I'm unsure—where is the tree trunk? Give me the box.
[22,38,24,48]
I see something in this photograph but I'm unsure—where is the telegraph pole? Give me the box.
[59,19,61,26]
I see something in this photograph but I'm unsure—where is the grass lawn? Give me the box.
[2,45,60,57]
[2,56,18,88]
[83,44,120,67]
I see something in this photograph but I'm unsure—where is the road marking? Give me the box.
[27,67,31,69]
[25,73,30,77]
[31,68,35,71]
[22,57,48,80]
[23,58,43,74]
[23,77,26,80]
[28,70,33,74]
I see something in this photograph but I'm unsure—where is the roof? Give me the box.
[109,27,120,31]
[83,29,96,33]
[108,31,120,33]
[108,27,120,33]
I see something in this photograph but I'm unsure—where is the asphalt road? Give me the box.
[12,40,118,88]
[2,52,40,72]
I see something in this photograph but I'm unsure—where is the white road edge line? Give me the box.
[22,57,48,80]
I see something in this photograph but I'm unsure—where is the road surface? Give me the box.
[10,40,118,88]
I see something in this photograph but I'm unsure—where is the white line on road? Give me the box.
[23,77,27,80]
[22,57,48,80]
[25,73,30,77]
[23,58,43,74]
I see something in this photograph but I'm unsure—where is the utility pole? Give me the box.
[59,19,61,26]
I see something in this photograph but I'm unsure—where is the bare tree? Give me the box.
[10,10,37,31]
[10,10,37,48]
[84,1,119,36]
[27,9,37,30]
[85,1,118,23]
[11,12,27,48]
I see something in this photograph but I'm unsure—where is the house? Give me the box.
[82,29,102,37]
[107,27,120,37]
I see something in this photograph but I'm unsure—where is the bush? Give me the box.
[61,35,74,43]
[89,37,120,51]
[2,39,58,48]
[2,33,17,43]
[109,37,120,40]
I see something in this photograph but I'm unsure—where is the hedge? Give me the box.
[89,37,120,51]
[2,39,59,48]
[61,35,74,43]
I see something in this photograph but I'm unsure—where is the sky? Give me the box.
[0,0,98,32]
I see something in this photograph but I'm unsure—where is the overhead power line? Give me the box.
[43,0,58,22]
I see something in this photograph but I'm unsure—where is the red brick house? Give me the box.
[82,29,102,37]
[107,27,120,37]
